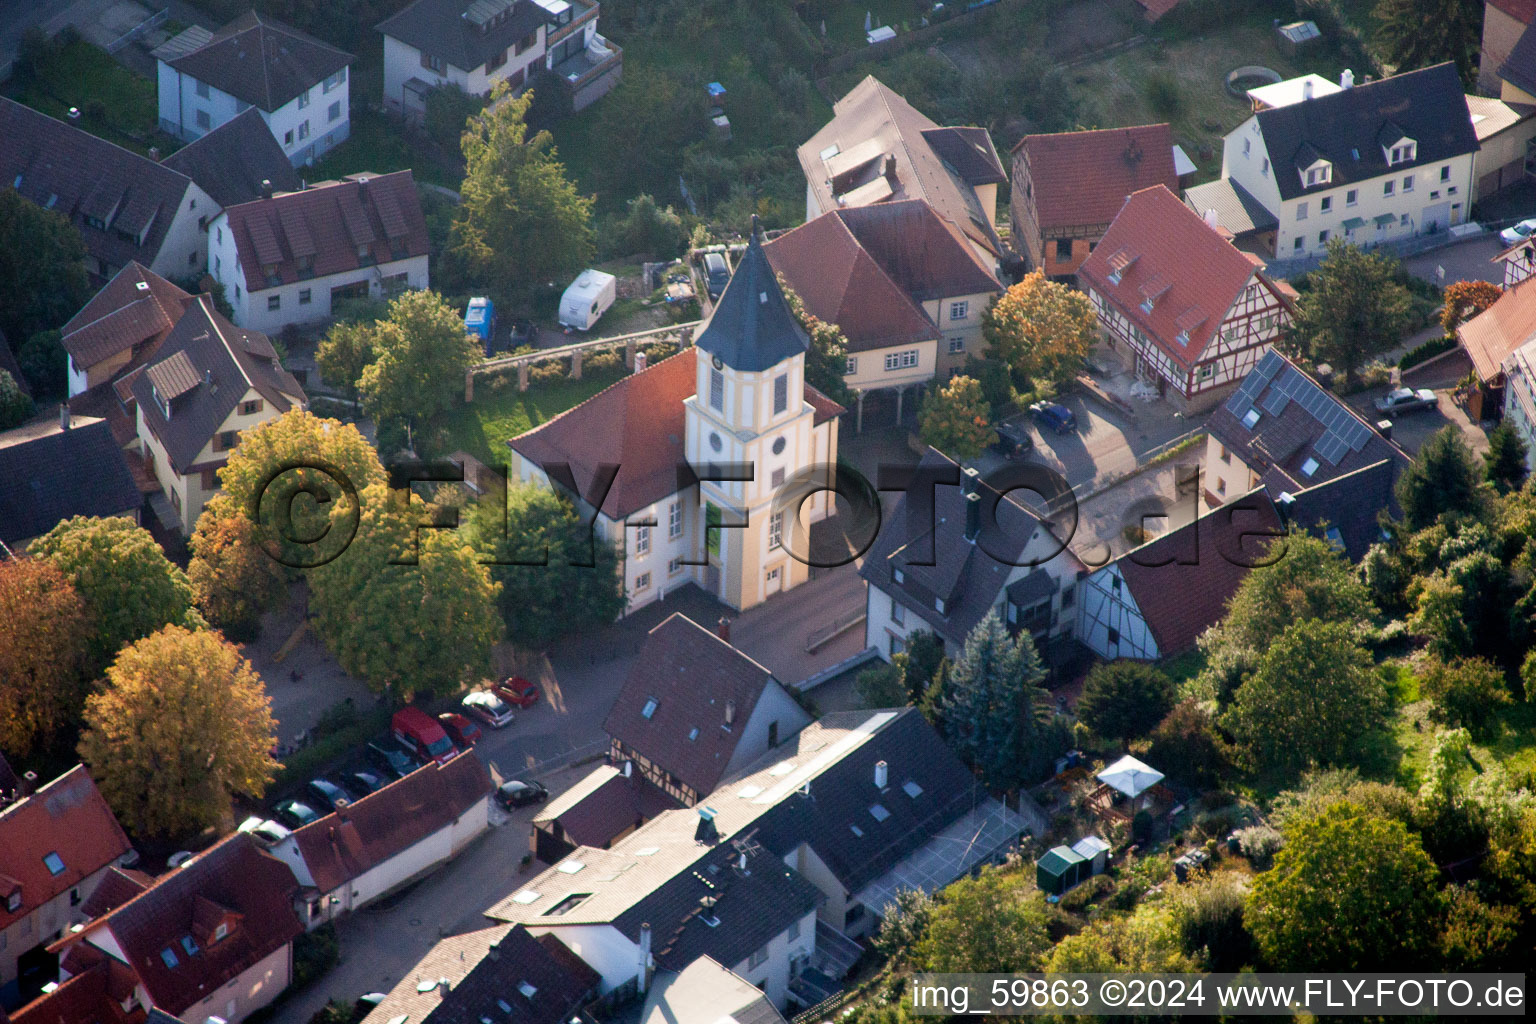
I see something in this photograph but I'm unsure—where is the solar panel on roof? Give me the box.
[1263,389,1290,415]
[1227,396,1253,419]
[245,214,284,265]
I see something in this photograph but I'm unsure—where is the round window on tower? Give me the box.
[709,432,723,452]
[772,436,786,456]
[712,355,724,371]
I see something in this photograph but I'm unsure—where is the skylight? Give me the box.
[1301,457,1319,477]
[849,823,864,837]
[768,760,797,776]
[544,893,592,917]
[518,982,538,999]
[642,698,658,719]
[557,861,586,874]
[43,852,65,876]
[634,847,660,857]
[1242,408,1262,429]
[688,727,699,741]
[180,935,199,957]
[902,780,924,799]
[869,804,891,822]
[511,890,541,904]
[497,1000,513,1014]
[416,980,437,993]
[737,785,763,799]
[160,948,179,969]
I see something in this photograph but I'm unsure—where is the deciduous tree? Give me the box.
[0,558,91,757]
[78,625,278,837]
[780,280,855,407]
[1441,279,1502,333]
[0,188,91,344]
[453,84,594,302]
[1292,241,1412,389]
[1419,656,1513,736]
[358,290,484,429]
[1248,802,1444,969]
[316,319,377,404]
[917,375,993,462]
[1047,903,1200,972]
[1076,661,1176,749]
[1217,530,1376,650]
[1146,699,1230,789]
[309,482,501,698]
[30,516,194,670]
[1396,426,1490,530]
[982,271,1097,388]
[187,496,287,641]
[915,866,1053,972]
[0,368,32,430]
[18,329,67,400]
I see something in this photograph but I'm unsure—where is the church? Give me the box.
[507,225,844,614]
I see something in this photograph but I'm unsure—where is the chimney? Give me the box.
[716,616,731,643]
[874,760,888,789]
[148,146,160,161]
[964,491,981,543]
[1376,418,1393,440]
[883,153,897,184]
[623,760,633,777]
[1204,208,1220,231]
[59,404,71,431]
[694,805,719,844]
[260,178,274,199]
[357,176,369,194]
[21,771,38,797]
[961,465,980,497]
[724,700,736,727]
[638,923,653,993]
[1340,68,1355,89]
[437,978,450,997]
[1275,492,1295,524]
[634,351,647,374]
[204,369,213,386]
[1301,79,1314,101]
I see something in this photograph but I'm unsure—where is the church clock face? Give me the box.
[711,355,724,371]
[709,432,723,452]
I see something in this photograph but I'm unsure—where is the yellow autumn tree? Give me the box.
[918,375,994,462]
[982,270,1098,388]
[79,625,278,838]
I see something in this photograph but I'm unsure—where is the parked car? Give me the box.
[509,318,538,349]
[989,420,1035,459]
[1374,387,1439,416]
[350,996,387,1024]
[1030,401,1077,434]
[340,771,386,800]
[166,851,195,869]
[496,779,549,809]
[273,799,323,829]
[703,252,730,300]
[305,778,350,811]
[1501,218,1536,246]
[237,816,291,845]
[492,676,541,709]
[391,706,458,766]
[366,737,423,780]
[462,690,515,728]
[438,712,482,747]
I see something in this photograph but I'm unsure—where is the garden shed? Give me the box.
[1036,844,1087,895]
[1071,835,1111,876]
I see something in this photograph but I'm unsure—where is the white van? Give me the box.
[558,269,617,331]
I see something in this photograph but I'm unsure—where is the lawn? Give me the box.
[433,372,623,465]
[817,0,929,47]
[5,37,166,156]
[1392,698,1536,789]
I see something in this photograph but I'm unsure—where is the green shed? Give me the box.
[1036,845,1087,895]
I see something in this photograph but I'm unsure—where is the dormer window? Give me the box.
[213,921,229,942]
[1139,297,1154,313]
[5,890,20,912]
[1388,141,1416,165]
[1305,163,1330,187]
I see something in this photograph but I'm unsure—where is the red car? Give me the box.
[438,712,482,747]
[493,676,541,708]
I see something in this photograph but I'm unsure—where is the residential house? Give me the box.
[1008,124,1178,280]
[1497,238,1536,286]
[1075,490,1284,660]
[641,956,788,1024]
[208,171,430,334]
[360,925,598,1024]
[763,198,1001,426]
[157,11,353,166]
[798,76,1008,271]
[1216,64,1478,259]
[254,752,491,928]
[1469,94,1536,202]
[378,0,622,120]
[61,264,192,399]
[507,229,843,614]
[1203,349,1410,557]
[131,295,307,533]
[0,767,131,990]
[530,764,679,864]
[1077,185,1295,412]
[603,613,813,807]
[486,709,1028,1008]
[1459,273,1536,419]
[0,414,142,550]
[1480,0,1536,96]
[48,834,304,1024]
[7,954,146,1024]
[160,108,302,209]
[0,98,214,281]
[1502,336,1536,468]
[858,449,1083,664]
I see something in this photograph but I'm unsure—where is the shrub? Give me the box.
[529,359,568,383]
[1359,361,1393,389]
[584,349,623,374]
[1145,73,1182,120]
[271,707,391,793]
[307,1001,354,1024]
[1058,873,1114,910]
[643,341,679,362]
[1236,824,1284,867]
[1111,853,1170,909]
[292,924,339,988]
[1132,809,1154,843]
[1399,334,1458,370]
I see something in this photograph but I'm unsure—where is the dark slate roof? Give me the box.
[0,97,196,274]
[604,614,780,798]
[0,418,141,546]
[378,0,550,74]
[856,447,1060,650]
[1112,489,1284,655]
[168,10,352,112]
[695,227,810,373]
[161,108,300,208]
[1206,350,1411,494]
[1503,24,1536,96]
[131,296,305,474]
[1183,177,1279,234]
[751,708,989,894]
[919,126,1007,186]
[1281,458,1398,561]
[417,926,597,1024]
[1254,63,1478,203]
[61,262,192,372]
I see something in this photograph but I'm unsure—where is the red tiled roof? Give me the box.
[1114,490,1283,654]
[1012,124,1177,231]
[509,349,840,521]
[61,263,192,370]
[603,612,780,797]
[78,867,150,920]
[1078,185,1278,369]
[223,171,427,293]
[9,958,144,1024]
[1458,274,1536,381]
[290,752,491,893]
[1490,0,1536,23]
[0,766,131,932]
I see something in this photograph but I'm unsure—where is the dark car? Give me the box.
[340,771,385,800]
[989,420,1035,459]
[509,318,538,349]
[703,252,730,300]
[438,712,482,747]
[273,799,323,829]
[305,778,350,811]
[366,738,422,780]
[1030,401,1078,434]
[496,779,549,809]
[492,676,541,709]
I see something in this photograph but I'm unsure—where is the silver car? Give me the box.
[1373,387,1438,416]
[462,690,515,728]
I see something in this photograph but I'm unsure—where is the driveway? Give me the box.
[1401,235,1505,287]
[1345,349,1489,456]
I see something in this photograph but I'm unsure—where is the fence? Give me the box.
[106,6,167,53]
[464,320,701,400]
[1262,219,1524,280]
[1040,427,1206,518]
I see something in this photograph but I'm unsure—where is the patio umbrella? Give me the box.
[1097,755,1164,800]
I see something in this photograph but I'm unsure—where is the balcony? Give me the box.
[548,33,622,94]
[545,0,599,46]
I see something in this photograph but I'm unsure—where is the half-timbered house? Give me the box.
[1077,185,1295,413]
[1497,240,1536,287]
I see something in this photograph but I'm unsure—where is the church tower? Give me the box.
[685,221,833,610]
